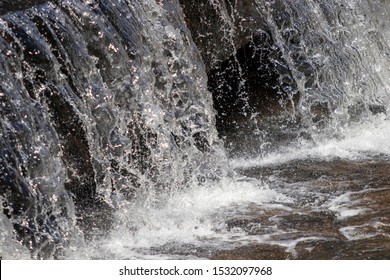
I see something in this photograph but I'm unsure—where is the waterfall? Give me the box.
[0,0,226,259]
[198,0,390,155]
[1,0,390,259]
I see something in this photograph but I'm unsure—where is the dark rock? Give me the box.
[233,158,390,259]
[210,244,292,260]
[295,237,390,260]
[179,0,298,155]
[208,37,292,148]
[0,22,74,258]
[179,0,236,70]
[179,0,272,69]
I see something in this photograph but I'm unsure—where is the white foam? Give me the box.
[0,212,31,259]
[231,115,390,169]
[340,225,377,240]
[82,177,292,259]
[69,116,390,259]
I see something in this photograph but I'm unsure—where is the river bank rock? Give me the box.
[223,157,390,259]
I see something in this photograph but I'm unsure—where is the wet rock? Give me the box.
[210,244,292,260]
[231,158,390,259]
[208,38,291,148]
[1,0,222,258]
[179,0,281,69]
[270,211,345,241]
[295,237,390,260]
[179,0,299,155]
[179,0,236,70]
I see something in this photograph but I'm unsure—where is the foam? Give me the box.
[231,115,390,169]
[81,177,292,259]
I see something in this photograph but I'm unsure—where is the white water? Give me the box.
[56,114,390,259]
[1,0,390,260]
[232,114,390,169]
[66,177,291,259]
[62,111,390,259]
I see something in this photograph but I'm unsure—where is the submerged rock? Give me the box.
[229,158,390,259]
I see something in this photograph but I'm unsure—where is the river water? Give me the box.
[68,116,389,259]
[1,0,390,259]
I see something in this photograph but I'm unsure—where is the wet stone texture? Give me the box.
[215,158,390,259]
[138,158,390,260]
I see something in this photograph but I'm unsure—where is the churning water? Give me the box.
[1,0,390,259]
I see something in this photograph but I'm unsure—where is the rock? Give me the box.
[233,158,390,259]
[207,38,292,148]
[179,0,296,155]
[209,244,292,260]
[295,237,390,259]
[179,0,274,69]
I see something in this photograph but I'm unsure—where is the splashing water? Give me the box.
[76,178,291,259]
[1,0,390,259]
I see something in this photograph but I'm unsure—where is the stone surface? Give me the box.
[207,38,292,148]
[124,158,390,260]
[209,244,292,260]
[143,158,390,259]
[225,158,390,259]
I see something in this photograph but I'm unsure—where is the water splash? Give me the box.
[79,177,291,259]
[231,114,390,169]
[204,0,390,156]
[1,0,390,259]
[1,0,226,258]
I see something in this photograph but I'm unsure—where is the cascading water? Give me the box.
[203,0,390,156]
[1,0,390,259]
[0,0,226,259]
